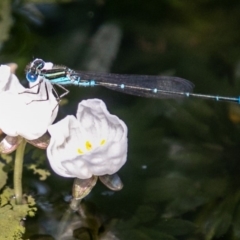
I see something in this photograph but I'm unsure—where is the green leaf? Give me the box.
[157,219,197,236]
[0,162,8,190]
[0,153,13,164]
[0,187,37,239]
[0,0,13,44]
[232,202,240,239]
[118,229,153,240]
[27,164,51,181]
[196,191,240,240]
[144,175,192,202]
[135,205,157,223]
[141,228,177,240]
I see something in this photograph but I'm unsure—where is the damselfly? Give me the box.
[25,58,240,103]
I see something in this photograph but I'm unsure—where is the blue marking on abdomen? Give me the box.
[90,80,95,86]
[50,77,71,85]
[78,80,96,87]
[120,84,125,89]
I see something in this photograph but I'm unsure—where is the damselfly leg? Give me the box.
[18,80,50,104]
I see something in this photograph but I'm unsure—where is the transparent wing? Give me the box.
[74,71,194,99]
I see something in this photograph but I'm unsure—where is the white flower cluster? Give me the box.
[0,62,128,181]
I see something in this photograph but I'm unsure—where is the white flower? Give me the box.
[0,89,57,140]
[0,64,25,92]
[0,62,58,144]
[47,99,128,179]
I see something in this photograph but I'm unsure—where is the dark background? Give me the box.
[1,0,240,239]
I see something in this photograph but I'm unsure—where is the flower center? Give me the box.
[77,139,106,154]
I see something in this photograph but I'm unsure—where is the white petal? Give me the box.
[17,97,57,140]
[0,65,25,92]
[47,99,128,179]
[47,116,83,177]
[0,82,58,140]
[0,92,21,136]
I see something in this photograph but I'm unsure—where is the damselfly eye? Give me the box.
[26,72,38,82]
[32,59,45,70]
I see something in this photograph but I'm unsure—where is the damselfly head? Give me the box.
[25,59,46,83]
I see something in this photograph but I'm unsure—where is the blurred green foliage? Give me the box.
[1,0,240,239]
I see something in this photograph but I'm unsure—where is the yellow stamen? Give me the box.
[77,148,83,154]
[85,141,92,151]
[100,139,106,145]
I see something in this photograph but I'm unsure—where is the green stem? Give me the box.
[55,199,82,238]
[14,139,26,205]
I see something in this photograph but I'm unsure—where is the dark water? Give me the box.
[1,0,240,239]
